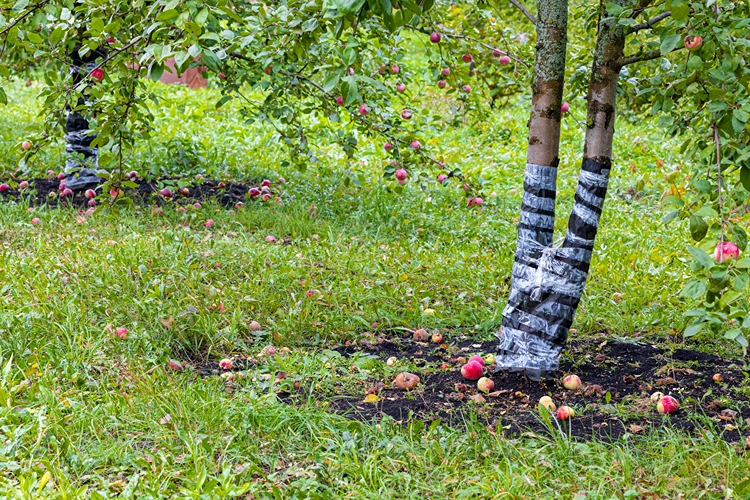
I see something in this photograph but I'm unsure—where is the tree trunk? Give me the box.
[64,48,106,191]
[497,0,627,380]
[495,0,569,380]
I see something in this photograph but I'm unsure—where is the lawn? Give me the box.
[1,79,749,498]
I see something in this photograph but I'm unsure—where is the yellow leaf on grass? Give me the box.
[363,394,379,403]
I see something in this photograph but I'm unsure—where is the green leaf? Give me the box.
[12,0,29,12]
[324,0,367,14]
[683,323,704,337]
[689,215,708,242]
[687,246,714,270]
[50,27,64,45]
[605,2,624,15]
[660,34,681,55]
[670,1,689,21]
[200,48,221,71]
[735,258,750,269]
[694,205,718,217]
[723,328,741,340]
[740,166,750,192]
[0,87,7,105]
[680,278,707,299]
[157,9,179,21]
[731,223,747,251]
[149,62,164,81]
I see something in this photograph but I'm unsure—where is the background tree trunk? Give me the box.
[496,0,568,380]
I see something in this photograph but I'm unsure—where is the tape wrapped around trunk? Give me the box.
[496,159,611,380]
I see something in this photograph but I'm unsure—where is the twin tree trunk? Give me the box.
[497,0,626,380]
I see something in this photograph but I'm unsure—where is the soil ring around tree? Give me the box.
[182,333,750,444]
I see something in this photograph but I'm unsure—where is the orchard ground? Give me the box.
[1,79,749,497]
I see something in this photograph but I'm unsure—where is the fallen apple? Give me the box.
[484,354,496,365]
[650,391,664,402]
[539,396,556,412]
[468,355,485,367]
[168,359,183,371]
[0,184,9,192]
[477,377,495,393]
[431,333,443,344]
[249,320,261,331]
[219,358,233,370]
[562,374,581,390]
[265,235,276,243]
[394,372,420,390]
[557,405,574,420]
[413,328,429,342]
[85,189,96,199]
[656,395,679,414]
[19,181,29,189]
[386,356,398,367]
[461,361,483,381]
[712,373,724,383]
[31,217,40,225]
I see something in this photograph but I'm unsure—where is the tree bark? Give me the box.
[497,0,627,380]
[496,0,568,380]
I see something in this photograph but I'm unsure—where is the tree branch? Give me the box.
[615,45,684,67]
[509,0,539,27]
[629,11,671,33]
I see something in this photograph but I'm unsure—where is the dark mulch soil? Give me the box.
[298,333,750,442]
[0,178,258,207]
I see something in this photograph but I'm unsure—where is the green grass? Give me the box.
[0,79,748,498]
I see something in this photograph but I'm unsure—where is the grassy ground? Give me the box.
[1,79,749,498]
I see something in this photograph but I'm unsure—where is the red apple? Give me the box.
[384,142,393,151]
[249,320,261,331]
[359,104,369,115]
[441,68,450,76]
[204,219,214,228]
[265,66,273,75]
[430,32,441,43]
[0,184,9,192]
[335,96,344,105]
[88,199,97,207]
[561,101,570,114]
[106,37,115,44]
[410,140,421,149]
[266,235,276,243]
[715,241,740,262]
[22,141,31,150]
[26,79,32,86]
[61,188,73,197]
[31,217,40,225]
[437,174,447,183]
[219,73,226,80]
[463,85,471,93]
[437,80,447,89]
[431,333,443,344]
[159,188,173,198]
[115,327,128,339]
[684,35,703,51]
[461,361,483,380]
[391,65,400,74]
[462,54,473,63]
[219,358,233,370]
[562,374,581,390]
[91,68,104,82]
[261,179,271,187]
[477,377,494,393]
[401,109,413,120]
[397,83,406,93]
[57,172,66,180]
[19,181,29,189]
[85,189,96,199]
[262,193,271,202]
[395,169,408,181]
[657,395,679,414]
[557,405,574,420]
[499,55,511,64]
[248,187,261,197]
[473,197,483,206]
[468,355,485,367]
[167,359,183,371]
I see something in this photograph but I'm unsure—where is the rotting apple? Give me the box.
[539,396,556,412]
[394,372,420,390]
[557,405,574,420]
[562,374,581,390]
[477,377,495,393]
